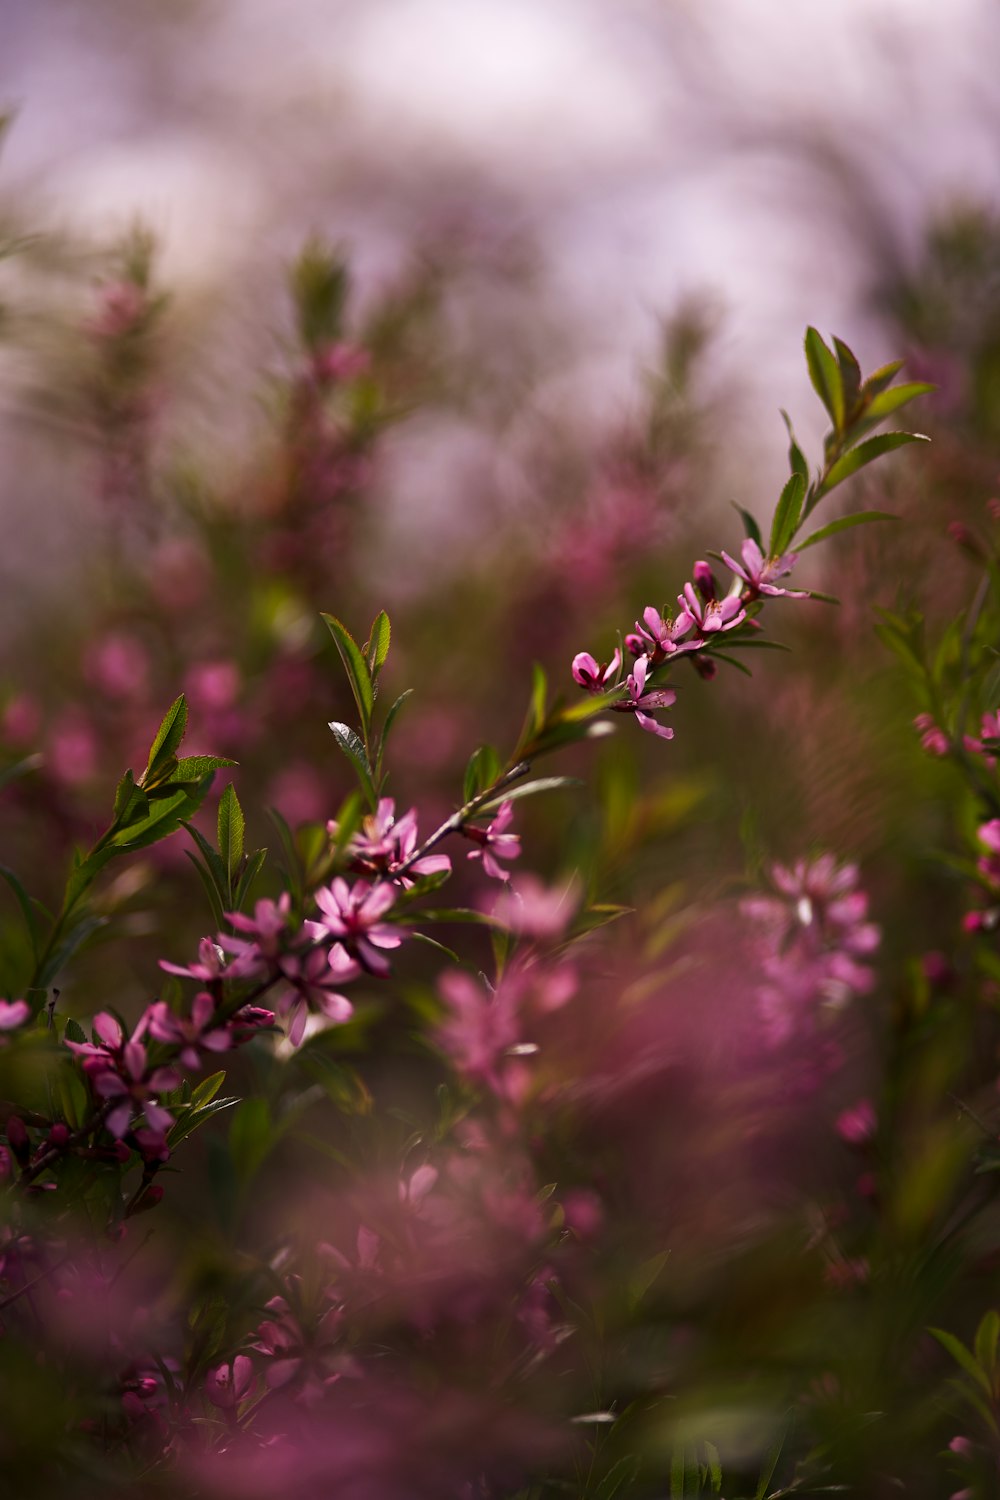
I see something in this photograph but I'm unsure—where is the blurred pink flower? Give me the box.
[465,800,521,881]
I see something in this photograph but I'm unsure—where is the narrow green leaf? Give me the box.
[930,1327,993,1395]
[531,663,547,735]
[382,688,413,746]
[167,1094,240,1149]
[36,913,107,988]
[797,509,898,550]
[184,851,227,931]
[861,358,905,399]
[805,327,845,431]
[328,720,377,808]
[191,1070,226,1108]
[235,848,268,909]
[478,776,582,813]
[217,783,245,887]
[731,501,763,548]
[833,335,862,416]
[0,753,43,795]
[779,408,808,482]
[229,1097,274,1182]
[863,381,935,422]
[366,609,391,674]
[823,430,929,492]
[0,865,39,957]
[704,1441,723,1494]
[975,1310,1000,1380]
[710,651,753,677]
[142,695,188,785]
[754,1422,788,1500]
[769,472,806,556]
[321,613,374,732]
[464,744,502,804]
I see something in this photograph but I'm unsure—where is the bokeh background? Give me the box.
[4,4,1000,1496]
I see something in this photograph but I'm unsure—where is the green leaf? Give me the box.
[805,327,845,431]
[217,783,245,888]
[754,1421,788,1500]
[834,335,862,416]
[184,850,227,931]
[328,720,377,808]
[531,663,547,736]
[365,609,391,674]
[478,776,582,813]
[167,1094,240,1149]
[629,1249,670,1312]
[228,1097,274,1182]
[822,430,929,492]
[710,651,753,677]
[779,408,808,483]
[861,358,904,399]
[976,1310,1000,1379]
[463,744,502,804]
[930,1327,993,1395]
[797,509,898,550]
[36,913,107,988]
[731,501,763,548]
[191,1070,226,1108]
[0,753,43,795]
[863,380,935,422]
[322,614,374,733]
[769,472,806,556]
[704,1441,723,1494]
[171,755,236,782]
[0,865,40,958]
[235,848,268,909]
[382,688,413,745]
[141,695,188,786]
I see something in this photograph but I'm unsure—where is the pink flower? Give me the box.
[491,875,578,938]
[274,946,356,1046]
[333,799,451,883]
[436,970,521,1091]
[571,649,621,693]
[836,1099,877,1147]
[676,580,746,635]
[0,1000,29,1032]
[160,936,261,984]
[311,878,403,976]
[634,606,699,663]
[913,712,950,757]
[720,537,808,598]
[612,655,676,740]
[465,801,521,881]
[205,1355,254,1411]
[147,994,233,1071]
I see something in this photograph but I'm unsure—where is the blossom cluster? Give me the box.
[571,539,807,742]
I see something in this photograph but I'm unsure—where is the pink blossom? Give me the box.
[147,994,233,1071]
[205,1354,254,1411]
[721,537,809,598]
[333,798,451,883]
[634,606,699,662]
[676,580,746,635]
[836,1099,877,1146]
[571,649,621,693]
[312,878,403,975]
[0,999,29,1031]
[274,946,356,1046]
[437,970,522,1091]
[465,801,521,881]
[611,654,675,740]
[491,875,579,938]
[223,895,293,961]
[161,936,262,984]
[913,712,950,756]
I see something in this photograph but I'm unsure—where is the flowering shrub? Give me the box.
[5,210,1000,1500]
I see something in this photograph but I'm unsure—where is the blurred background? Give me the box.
[4,6,1000,1492]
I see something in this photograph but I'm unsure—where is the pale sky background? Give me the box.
[1,0,998,589]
